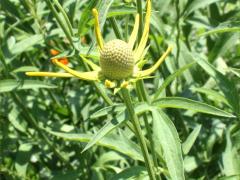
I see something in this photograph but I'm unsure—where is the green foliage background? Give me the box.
[0,0,240,179]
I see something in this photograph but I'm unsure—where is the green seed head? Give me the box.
[100,39,134,80]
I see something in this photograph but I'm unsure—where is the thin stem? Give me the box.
[53,0,74,36]
[175,0,180,66]
[121,88,156,180]
[136,0,143,42]
[44,0,74,48]
[136,81,161,180]
[135,0,160,175]
[109,17,123,39]
[93,82,113,106]
[124,16,129,41]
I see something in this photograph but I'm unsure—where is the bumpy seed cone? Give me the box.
[100,39,134,80]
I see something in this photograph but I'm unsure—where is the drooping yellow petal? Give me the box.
[134,45,173,78]
[128,14,140,49]
[134,0,151,61]
[26,72,73,77]
[92,8,104,50]
[52,59,99,81]
[80,55,101,71]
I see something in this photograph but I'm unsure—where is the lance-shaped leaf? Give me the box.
[153,97,235,118]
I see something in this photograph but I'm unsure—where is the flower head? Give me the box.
[26,0,172,89]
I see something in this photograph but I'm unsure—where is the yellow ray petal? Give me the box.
[52,59,99,81]
[26,72,73,77]
[128,14,140,49]
[134,45,173,78]
[134,0,151,61]
[92,8,104,50]
[80,55,101,71]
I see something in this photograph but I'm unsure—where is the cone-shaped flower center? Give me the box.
[100,39,134,80]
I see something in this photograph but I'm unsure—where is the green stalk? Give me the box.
[136,82,160,180]
[53,0,74,36]
[175,0,180,66]
[121,88,156,180]
[124,16,129,41]
[136,0,143,42]
[135,0,160,178]
[109,17,123,39]
[44,0,74,48]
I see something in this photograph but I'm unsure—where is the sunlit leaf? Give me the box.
[0,79,57,93]
[152,109,185,180]
[153,97,235,118]
[182,125,202,155]
[48,130,144,161]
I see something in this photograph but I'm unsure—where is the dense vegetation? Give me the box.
[1,0,240,179]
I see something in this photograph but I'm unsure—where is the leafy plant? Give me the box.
[1,0,240,179]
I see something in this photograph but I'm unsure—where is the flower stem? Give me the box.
[121,88,156,180]
[136,81,161,180]
[136,0,143,42]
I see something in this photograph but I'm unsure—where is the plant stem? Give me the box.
[109,17,123,39]
[44,0,74,48]
[136,0,143,42]
[175,0,180,66]
[135,0,160,177]
[53,0,74,36]
[121,88,156,180]
[136,81,161,180]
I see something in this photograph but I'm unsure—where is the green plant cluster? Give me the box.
[0,0,240,179]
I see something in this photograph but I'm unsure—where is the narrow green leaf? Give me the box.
[110,166,147,180]
[108,6,136,17]
[8,106,27,133]
[78,0,98,35]
[82,110,126,153]
[208,33,239,62]
[153,97,235,118]
[90,104,125,119]
[184,0,220,16]
[229,68,240,78]
[152,109,185,180]
[12,66,39,73]
[0,79,57,93]
[98,0,114,29]
[84,102,152,153]
[182,125,202,155]
[94,151,125,167]
[153,62,195,101]
[199,21,240,36]
[48,131,143,161]
[193,54,240,116]
[222,131,240,177]
[15,143,32,178]
[191,87,230,106]
[11,34,43,55]
[218,175,240,180]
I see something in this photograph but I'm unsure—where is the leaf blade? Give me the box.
[153,97,235,118]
